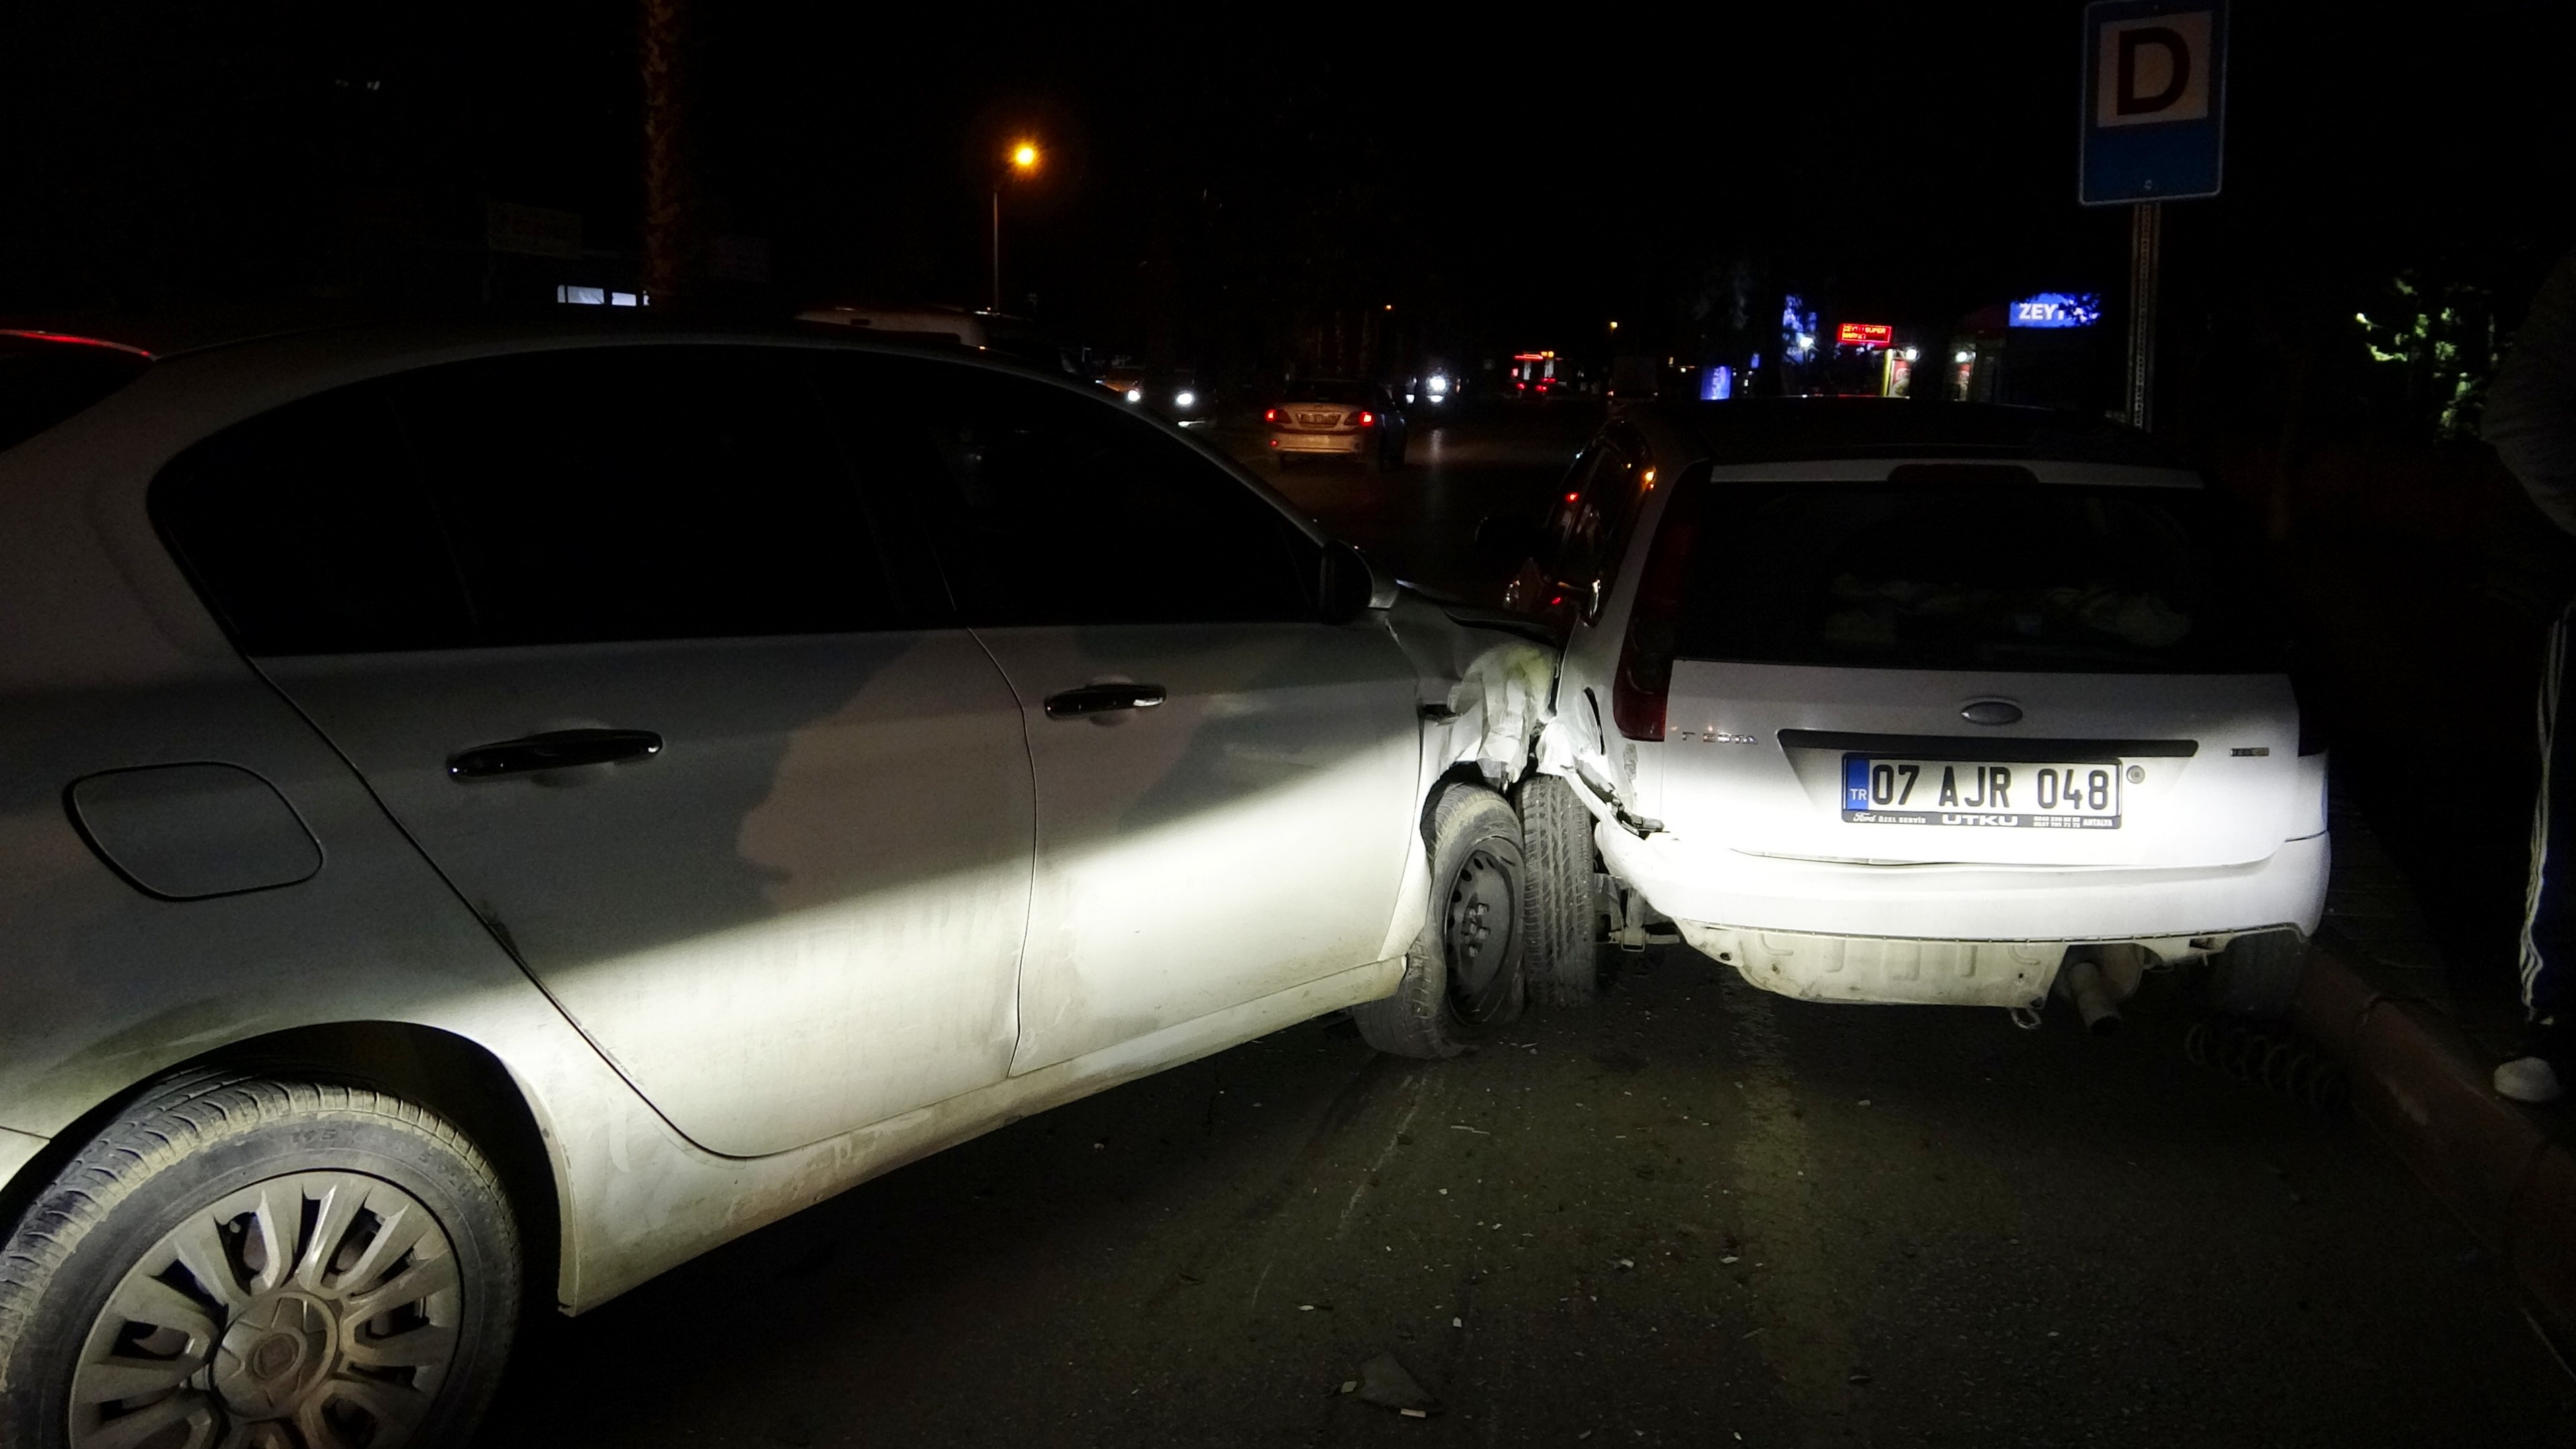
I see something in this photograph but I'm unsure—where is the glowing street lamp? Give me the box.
[994,139,1041,312]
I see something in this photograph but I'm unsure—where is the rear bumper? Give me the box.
[1602,826,2328,954]
[1272,431,1365,454]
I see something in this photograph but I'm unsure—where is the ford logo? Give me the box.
[1959,699,2023,727]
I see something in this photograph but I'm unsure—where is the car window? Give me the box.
[882,359,1319,627]
[1667,481,2285,673]
[1560,439,1652,596]
[1538,439,1650,590]
[384,346,897,646]
[153,345,901,654]
[153,387,474,654]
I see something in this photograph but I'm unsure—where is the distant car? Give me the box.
[1105,369,1209,427]
[1265,380,1407,467]
[0,320,1550,1448]
[1502,400,2325,1030]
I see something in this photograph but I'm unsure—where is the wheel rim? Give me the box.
[1443,839,1523,1024]
[71,1170,462,1449]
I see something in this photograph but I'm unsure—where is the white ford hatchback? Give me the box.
[1504,400,2326,1026]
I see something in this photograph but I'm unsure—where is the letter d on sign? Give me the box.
[2097,12,2212,127]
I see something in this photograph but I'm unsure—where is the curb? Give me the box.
[2295,938,2576,1339]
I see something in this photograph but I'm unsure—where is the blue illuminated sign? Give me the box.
[1702,365,1733,401]
[2009,292,2103,328]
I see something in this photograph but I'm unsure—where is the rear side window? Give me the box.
[1669,482,2282,673]
[387,347,893,645]
[864,359,1317,627]
[153,388,470,653]
[155,345,901,653]
[0,336,151,454]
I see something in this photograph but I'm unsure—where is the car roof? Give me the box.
[1649,398,2189,470]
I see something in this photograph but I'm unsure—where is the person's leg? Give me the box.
[2503,602,2576,1102]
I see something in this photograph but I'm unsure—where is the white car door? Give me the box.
[833,357,1421,1074]
[149,343,1036,1158]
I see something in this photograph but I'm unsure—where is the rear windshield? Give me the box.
[0,337,150,454]
[1669,481,2282,673]
[1284,380,1368,404]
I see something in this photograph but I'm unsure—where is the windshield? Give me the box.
[1669,481,2283,673]
[0,336,150,454]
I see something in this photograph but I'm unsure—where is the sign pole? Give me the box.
[2081,1,2223,430]
[2126,199,2162,431]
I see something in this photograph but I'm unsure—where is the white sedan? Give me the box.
[0,320,1549,1447]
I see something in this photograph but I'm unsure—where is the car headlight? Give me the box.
[1175,390,1196,409]
[1124,388,1143,403]
[1427,375,1449,393]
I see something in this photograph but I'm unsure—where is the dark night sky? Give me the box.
[2,3,2568,377]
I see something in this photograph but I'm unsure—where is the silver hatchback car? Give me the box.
[0,320,1551,1446]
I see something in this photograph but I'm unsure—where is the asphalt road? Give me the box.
[483,407,2576,1447]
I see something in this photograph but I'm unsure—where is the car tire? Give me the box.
[2193,930,2310,1020]
[1354,784,1529,1059]
[0,1071,521,1449]
[1516,773,1601,1005]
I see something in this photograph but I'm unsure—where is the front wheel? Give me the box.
[1355,784,1529,1058]
[0,1073,522,1449]
[1517,773,1601,1005]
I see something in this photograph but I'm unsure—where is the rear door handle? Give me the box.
[1043,683,1168,719]
[448,728,664,780]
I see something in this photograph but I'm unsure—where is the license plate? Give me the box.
[1293,411,1339,427]
[1841,754,2121,828]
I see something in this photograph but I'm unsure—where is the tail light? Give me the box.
[1263,407,1278,423]
[1611,481,1700,741]
[1356,411,1376,427]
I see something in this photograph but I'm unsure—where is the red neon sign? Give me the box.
[1836,323,1893,346]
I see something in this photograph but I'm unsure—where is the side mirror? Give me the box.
[1320,540,1392,623]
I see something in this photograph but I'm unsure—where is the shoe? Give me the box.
[2496,1015,2569,1104]
[2496,1054,2565,1104]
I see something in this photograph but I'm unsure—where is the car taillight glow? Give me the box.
[1357,411,1375,427]
[1611,482,1700,742]
[1264,407,1278,422]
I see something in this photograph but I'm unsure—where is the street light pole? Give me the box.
[992,140,1039,316]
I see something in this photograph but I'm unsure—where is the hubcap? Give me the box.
[70,1170,462,1449]
[1444,840,1523,1024]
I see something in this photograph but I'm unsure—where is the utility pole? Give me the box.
[639,0,689,302]
[2125,200,2162,431]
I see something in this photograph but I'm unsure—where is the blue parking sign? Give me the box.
[2080,0,2227,205]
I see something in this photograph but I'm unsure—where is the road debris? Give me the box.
[1356,1352,1439,1413]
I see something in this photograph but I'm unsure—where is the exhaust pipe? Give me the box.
[2060,956,2122,1036]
